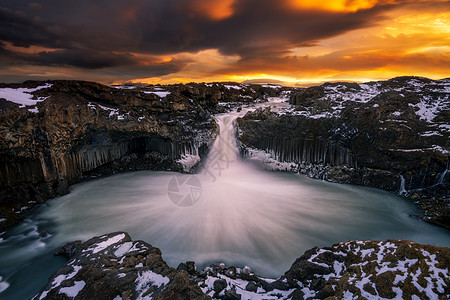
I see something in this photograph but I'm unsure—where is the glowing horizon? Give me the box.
[0,0,449,85]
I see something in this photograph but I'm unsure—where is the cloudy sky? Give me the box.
[0,0,449,85]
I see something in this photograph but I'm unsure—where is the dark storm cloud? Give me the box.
[0,0,398,81]
[133,0,389,58]
[30,49,136,69]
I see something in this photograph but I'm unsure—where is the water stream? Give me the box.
[0,99,449,299]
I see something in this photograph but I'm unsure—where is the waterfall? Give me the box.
[399,175,408,195]
[437,161,449,185]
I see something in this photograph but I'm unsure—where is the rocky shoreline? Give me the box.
[34,232,449,299]
[237,77,450,229]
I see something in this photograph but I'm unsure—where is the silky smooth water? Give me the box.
[0,101,449,299]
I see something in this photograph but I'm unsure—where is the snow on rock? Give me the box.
[243,146,299,172]
[198,272,295,300]
[196,240,447,299]
[34,232,449,300]
[113,241,133,257]
[135,270,170,299]
[34,232,206,300]
[289,78,450,125]
[224,84,242,90]
[143,91,171,98]
[36,265,82,300]
[85,233,126,254]
[261,84,282,88]
[409,96,448,123]
[59,280,86,298]
[177,154,201,173]
[0,84,52,111]
[287,240,450,299]
[98,104,119,118]
[87,102,124,118]
[0,276,9,293]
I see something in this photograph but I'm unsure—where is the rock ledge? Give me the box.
[35,232,449,300]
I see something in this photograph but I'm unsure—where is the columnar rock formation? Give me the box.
[238,77,450,228]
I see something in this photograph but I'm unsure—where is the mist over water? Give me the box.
[0,101,449,299]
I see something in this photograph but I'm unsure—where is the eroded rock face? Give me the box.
[238,76,450,229]
[0,81,208,230]
[35,232,450,300]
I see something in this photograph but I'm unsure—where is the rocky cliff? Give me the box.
[237,77,450,229]
[34,232,449,299]
[0,80,281,231]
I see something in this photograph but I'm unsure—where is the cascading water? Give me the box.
[399,175,408,195]
[437,161,449,185]
[0,99,449,299]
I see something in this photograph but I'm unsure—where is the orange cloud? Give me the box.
[286,0,394,12]
[1,0,449,85]
[192,0,237,20]
[2,41,61,55]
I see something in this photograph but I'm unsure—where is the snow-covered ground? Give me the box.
[283,79,450,124]
[143,91,171,98]
[0,84,52,113]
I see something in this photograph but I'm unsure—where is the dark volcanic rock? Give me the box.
[0,81,213,230]
[36,233,450,299]
[35,232,209,300]
[238,76,450,228]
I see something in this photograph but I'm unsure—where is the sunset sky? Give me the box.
[0,0,449,86]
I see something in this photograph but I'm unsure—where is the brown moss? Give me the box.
[373,272,396,298]
[363,282,377,295]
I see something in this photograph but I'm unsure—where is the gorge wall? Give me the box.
[238,77,450,228]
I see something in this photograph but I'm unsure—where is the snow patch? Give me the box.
[261,84,282,88]
[85,233,126,254]
[38,265,82,299]
[97,104,120,118]
[224,85,242,90]
[114,242,133,257]
[112,85,136,89]
[143,91,171,98]
[59,280,86,298]
[0,276,9,293]
[244,147,298,172]
[177,154,201,173]
[421,131,442,137]
[0,84,52,108]
[135,270,170,299]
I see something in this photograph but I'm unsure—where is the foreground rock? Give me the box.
[34,232,208,300]
[35,232,449,299]
[238,76,450,229]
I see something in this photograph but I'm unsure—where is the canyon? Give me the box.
[0,77,449,299]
